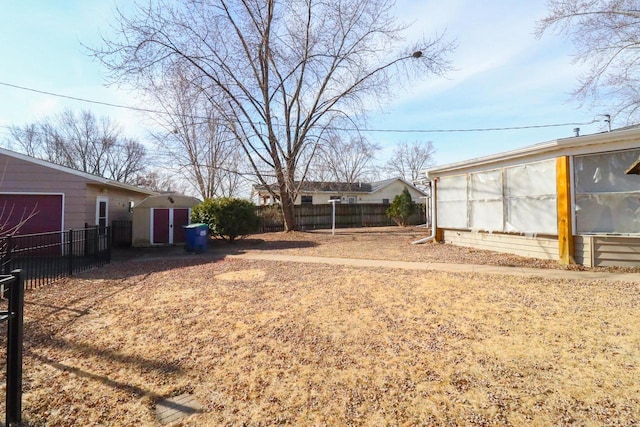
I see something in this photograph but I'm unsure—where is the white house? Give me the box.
[425,127,640,267]
[254,178,427,205]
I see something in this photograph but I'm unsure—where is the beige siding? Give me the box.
[295,192,367,205]
[1,153,152,230]
[370,181,425,203]
[85,185,144,226]
[442,230,558,261]
[294,180,426,205]
[573,236,592,267]
[1,153,87,229]
[592,236,640,267]
[132,207,152,247]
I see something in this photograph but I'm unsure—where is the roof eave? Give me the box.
[425,128,640,178]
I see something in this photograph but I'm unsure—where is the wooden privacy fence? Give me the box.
[256,203,427,232]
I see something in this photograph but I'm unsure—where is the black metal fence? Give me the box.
[0,226,111,289]
[256,203,427,232]
[111,220,132,247]
[1,270,24,426]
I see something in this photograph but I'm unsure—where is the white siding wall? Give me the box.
[442,230,558,261]
[573,236,592,267]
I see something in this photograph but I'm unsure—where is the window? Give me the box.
[436,159,557,234]
[437,175,468,229]
[574,149,640,234]
[301,195,313,205]
[504,160,557,234]
[382,198,389,205]
[348,197,356,204]
[469,169,503,232]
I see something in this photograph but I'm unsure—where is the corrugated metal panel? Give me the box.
[592,236,640,267]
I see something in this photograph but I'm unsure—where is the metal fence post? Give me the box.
[6,269,24,426]
[106,226,112,264]
[2,235,12,275]
[94,225,99,260]
[68,229,74,276]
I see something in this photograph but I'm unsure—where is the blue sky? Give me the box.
[0,1,609,168]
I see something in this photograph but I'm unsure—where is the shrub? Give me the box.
[386,188,416,227]
[257,204,284,231]
[191,197,260,242]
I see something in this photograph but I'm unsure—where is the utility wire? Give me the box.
[0,81,167,115]
[1,80,603,134]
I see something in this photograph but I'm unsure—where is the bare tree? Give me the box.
[8,109,147,184]
[136,169,188,194]
[94,0,454,230]
[147,68,246,200]
[309,132,380,185]
[536,1,640,123]
[384,140,436,186]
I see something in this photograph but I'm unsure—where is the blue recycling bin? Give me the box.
[184,223,209,253]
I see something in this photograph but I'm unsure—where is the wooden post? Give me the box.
[433,179,443,242]
[556,156,575,265]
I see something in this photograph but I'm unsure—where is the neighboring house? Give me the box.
[0,147,156,235]
[425,126,640,268]
[254,178,427,205]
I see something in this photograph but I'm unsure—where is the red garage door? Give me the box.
[0,194,63,235]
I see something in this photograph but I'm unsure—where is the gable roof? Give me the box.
[370,177,427,195]
[0,146,156,196]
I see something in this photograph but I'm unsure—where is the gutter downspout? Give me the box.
[412,180,437,245]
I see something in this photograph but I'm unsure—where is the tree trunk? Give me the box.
[280,190,297,232]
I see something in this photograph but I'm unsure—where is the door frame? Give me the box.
[95,196,109,230]
[149,208,191,245]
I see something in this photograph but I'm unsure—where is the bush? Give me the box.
[257,205,284,229]
[386,188,416,227]
[191,197,260,242]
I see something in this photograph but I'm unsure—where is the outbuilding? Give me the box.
[132,194,201,247]
[0,147,155,235]
[425,127,640,267]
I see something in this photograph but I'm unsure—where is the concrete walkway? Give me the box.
[227,253,640,283]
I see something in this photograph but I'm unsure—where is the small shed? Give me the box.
[132,194,201,247]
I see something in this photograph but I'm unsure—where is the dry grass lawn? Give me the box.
[1,228,639,426]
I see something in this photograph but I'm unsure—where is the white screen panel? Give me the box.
[505,196,557,234]
[470,200,503,231]
[437,175,467,201]
[438,200,468,228]
[469,170,502,200]
[506,160,556,197]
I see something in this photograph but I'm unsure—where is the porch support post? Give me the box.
[433,179,443,242]
[556,156,574,265]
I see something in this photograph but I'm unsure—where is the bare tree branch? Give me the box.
[93,0,453,229]
[537,0,640,123]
